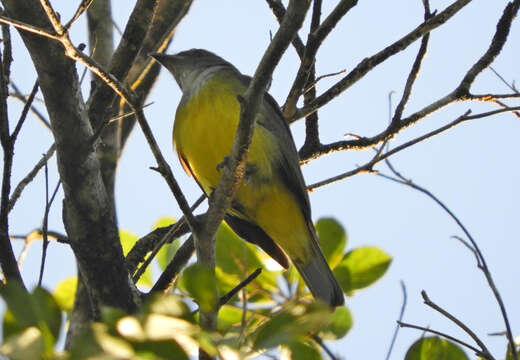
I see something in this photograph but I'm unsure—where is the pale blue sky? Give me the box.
[4,0,519,358]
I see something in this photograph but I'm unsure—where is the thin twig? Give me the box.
[65,0,95,29]
[219,268,262,307]
[295,0,472,121]
[8,143,56,212]
[1,0,199,235]
[150,235,195,293]
[380,153,518,360]
[0,31,24,285]
[385,281,408,360]
[420,290,493,358]
[489,66,518,93]
[307,104,520,189]
[10,82,51,130]
[299,0,518,164]
[37,160,61,287]
[392,1,432,124]
[11,80,39,142]
[131,194,205,282]
[191,268,263,314]
[302,69,346,94]
[397,321,487,358]
[312,334,338,360]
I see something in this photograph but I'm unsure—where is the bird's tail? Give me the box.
[292,228,344,307]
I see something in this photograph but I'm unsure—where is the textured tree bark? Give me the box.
[1,0,139,316]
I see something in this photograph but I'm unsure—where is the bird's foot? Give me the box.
[216,155,231,172]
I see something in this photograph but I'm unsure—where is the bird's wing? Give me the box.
[225,214,289,268]
[236,73,312,223]
[259,93,312,221]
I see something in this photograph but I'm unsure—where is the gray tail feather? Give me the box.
[293,235,344,307]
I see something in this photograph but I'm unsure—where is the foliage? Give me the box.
[405,336,469,360]
[1,217,395,358]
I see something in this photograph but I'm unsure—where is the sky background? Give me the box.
[2,0,520,358]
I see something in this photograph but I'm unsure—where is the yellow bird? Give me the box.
[152,49,344,307]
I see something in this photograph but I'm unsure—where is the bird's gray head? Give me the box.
[151,49,234,92]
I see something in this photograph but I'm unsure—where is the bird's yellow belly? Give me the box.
[173,77,309,260]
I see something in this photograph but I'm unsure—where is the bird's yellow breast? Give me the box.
[173,71,310,260]
[173,72,274,208]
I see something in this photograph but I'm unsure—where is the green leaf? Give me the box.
[157,242,179,271]
[506,343,520,360]
[315,217,347,269]
[1,282,37,338]
[218,305,244,333]
[91,323,135,357]
[319,306,353,340]
[333,246,391,293]
[405,336,469,360]
[120,229,139,256]
[31,287,62,347]
[53,276,77,313]
[0,327,45,360]
[180,264,218,313]
[68,326,104,359]
[133,339,188,360]
[216,223,263,275]
[283,339,322,360]
[152,216,176,230]
[142,293,190,319]
[214,223,279,297]
[152,217,180,271]
[0,283,62,351]
[120,230,153,288]
[252,302,331,350]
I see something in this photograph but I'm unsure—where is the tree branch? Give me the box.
[194,0,311,348]
[301,0,518,162]
[150,236,195,293]
[397,321,489,358]
[0,21,24,286]
[294,0,472,121]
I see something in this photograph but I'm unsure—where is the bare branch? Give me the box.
[489,66,519,93]
[421,290,493,358]
[385,281,408,360]
[65,0,95,29]
[284,0,358,118]
[0,32,24,285]
[10,81,51,130]
[379,148,518,360]
[8,143,56,212]
[11,80,38,142]
[37,161,61,287]
[311,334,339,360]
[295,0,472,120]
[219,268,262,307]
[0,14,60,40]
[392,3,432,123]
[264,0,305,58]
[397,321,488,358]
[151,236,195,293]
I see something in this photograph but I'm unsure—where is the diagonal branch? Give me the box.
[294,0,472,121]
[397,321,489,358]
[301,0,519,163]
[194,0,311,343]
[284,0,358,118]
[8,143,55,212]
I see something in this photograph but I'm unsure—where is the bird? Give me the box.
[151,49,344,307]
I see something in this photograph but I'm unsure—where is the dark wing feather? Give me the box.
[225,214,289,269]
[236,73,312,223]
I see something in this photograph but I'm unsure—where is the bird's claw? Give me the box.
[216,155,231,172]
